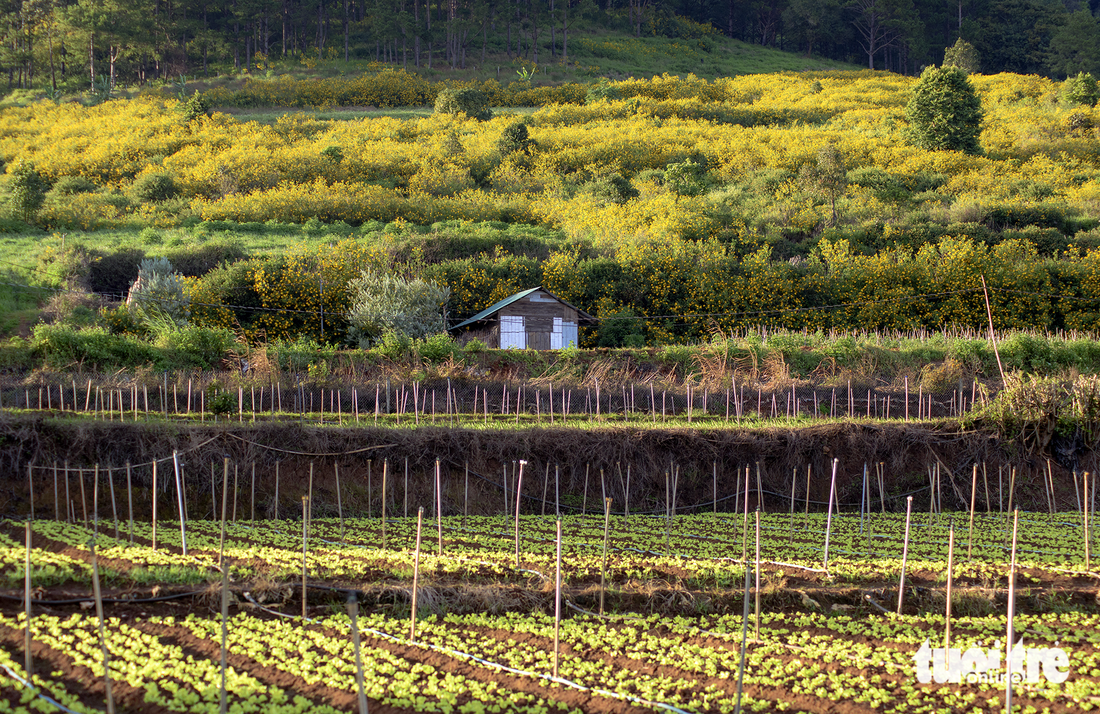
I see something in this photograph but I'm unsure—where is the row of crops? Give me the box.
[2,504,1099,712]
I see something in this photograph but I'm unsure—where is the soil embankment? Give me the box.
[0,414,1082,519]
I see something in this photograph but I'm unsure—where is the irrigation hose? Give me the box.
[0,663,84,714]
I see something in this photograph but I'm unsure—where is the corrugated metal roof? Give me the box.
[449,287,543,331]
[449,286,594,331]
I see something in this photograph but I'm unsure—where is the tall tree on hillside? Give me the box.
[783,0,843,56]
[848,0,911,69]
[1047,8,1100,77]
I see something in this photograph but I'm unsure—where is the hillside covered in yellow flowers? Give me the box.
[2,69,1100,347]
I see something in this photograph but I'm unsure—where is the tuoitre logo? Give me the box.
[914,639,1070,685]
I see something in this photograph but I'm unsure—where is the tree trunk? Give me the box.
[344,0,349,61]
[89,32,95,90]
[48,27,56,91]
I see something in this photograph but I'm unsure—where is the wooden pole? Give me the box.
[410,507,423,640]
[897,496,913,614]
[463,461,469,529]
[251,463,256,528]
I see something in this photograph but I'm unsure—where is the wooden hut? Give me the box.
[450,287,593,350]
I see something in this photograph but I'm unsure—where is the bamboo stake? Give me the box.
[150,460,157,550]
[1085,472,1091,569]
[302,497,309,620]
[381,460,388,549]
[789,467,796,541]
[1006,468,1017,530]
[346,594,369,714]
[600,497,611,615]
[126,462,133,542]
[967,465,978,559]
[335,463,345,542]
[78,466,88,528]
[273,461,280,520]
[982,462,991,514]
[93,465,99,538]
[89,539,116,714]
[897,496,913,614]
[754,510,761,641]
[218,458,229,714]
[541,462,549,516]
[734,534,751,714]
[53,462,59,521]
[514,460,527,567]
[410,507,423,640]
[463,461,469,529]
[552,518,563,679]
[64,459,71,521]
[804,465,811,530]
[173,451,187,556]
[26,463,33,521]
[24,522,32,678]
[582,463,589,516]
[822,459,839,573]
[435,459,443,556]
[1005,509,1019,714]
[945,524,955,650]
[251,463,256,527]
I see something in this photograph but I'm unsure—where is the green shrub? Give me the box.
[942,38,980,73]
[585,80,622,104]
[132,173,180,203]
[664,159,709,196]
[7,160,47,224]
[1063,72,1099,107]
[155,326,235,369]
[497,121,534,155]
[30,324,155,370]
[127,257,190,330]
[52,175,98,195]
[347,270,450,347]
[416,332,457,363]
[905,65,984,155]
[434,88,493,121]
[585,173,638,205]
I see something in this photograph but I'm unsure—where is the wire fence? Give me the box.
[1,374,993,425]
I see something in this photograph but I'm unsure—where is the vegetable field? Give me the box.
[2,495,1099,712]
